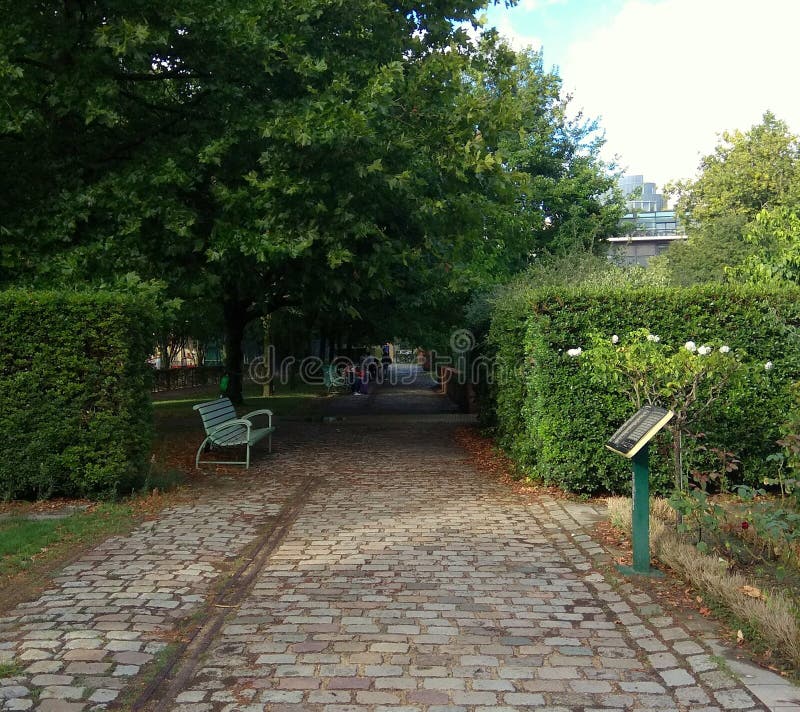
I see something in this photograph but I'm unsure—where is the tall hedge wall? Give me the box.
[482,284,800,495]
[0,291,156,499]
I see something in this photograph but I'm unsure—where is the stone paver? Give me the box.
[0,470,301,710]
[1,366,797,711]
[158,371,788,711]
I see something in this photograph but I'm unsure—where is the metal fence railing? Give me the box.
[150,365,225,393]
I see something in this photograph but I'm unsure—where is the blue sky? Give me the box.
[484,0,627,75]
[480,0,800,193]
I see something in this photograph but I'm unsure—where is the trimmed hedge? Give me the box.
[0,291,156,499]
[482,284,800,495]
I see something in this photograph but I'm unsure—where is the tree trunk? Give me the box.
[158,335,172,370]
[223,300,249,405]
[261,314,274,397]
[672,425,683,491]
[671,424,684,526]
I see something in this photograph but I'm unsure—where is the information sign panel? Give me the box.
[606,405,674,459]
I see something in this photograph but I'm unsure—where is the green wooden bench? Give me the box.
[192,397,274,468]
[323,364,347,394]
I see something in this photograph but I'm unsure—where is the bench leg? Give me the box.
[195,436,211,468]
[269,432,272,453]
[246,442,250,469]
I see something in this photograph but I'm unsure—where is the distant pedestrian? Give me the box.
[362,352,379,381]
[381,342,392,377]
[347,365,364,395]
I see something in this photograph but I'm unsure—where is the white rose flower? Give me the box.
[566,348,582,357]
[611,334,619,344]
[698,345,712,355]
[719,345,730,354]
[765,361,774,371]
[684,341,697,352]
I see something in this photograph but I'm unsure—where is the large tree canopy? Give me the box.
[671,111,800,227]
[1,1,621,400]
[658,112,800,286]
[1,1,495,285]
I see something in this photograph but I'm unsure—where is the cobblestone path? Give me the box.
[0,368,796,711]
[0,474,301,711]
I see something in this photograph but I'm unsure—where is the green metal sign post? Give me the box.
[616,444,663,577]
[606,405,673,578]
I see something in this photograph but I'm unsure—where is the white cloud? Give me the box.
[518,0,567,10]
[492,14,543,52]
[558,0,800,189]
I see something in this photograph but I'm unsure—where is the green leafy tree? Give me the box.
[649,214,753,286]
[660,112,800,286]
[730,206,800,285]
[671,111,800,227]
[1,2,624,402]
[454,43,623,286]
[0,1,513,400]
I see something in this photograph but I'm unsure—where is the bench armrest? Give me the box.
[208,418,252,436]
[242,409,273,427]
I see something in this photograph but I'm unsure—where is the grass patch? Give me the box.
[0,660,23,677]
[0,504,135,578]
[0,518,69,573]
[152,382,327,416]
[0,502,143,612]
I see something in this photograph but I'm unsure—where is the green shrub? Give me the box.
[476,285,530,453]
[481,284,800,495]
[0,291,156,499]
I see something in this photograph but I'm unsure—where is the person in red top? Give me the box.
[346,363,366,395]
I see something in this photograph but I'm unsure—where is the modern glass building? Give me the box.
[608,175,685,265]
[618,174,664,212]
[618,210,681,237]
[609,210,687,266]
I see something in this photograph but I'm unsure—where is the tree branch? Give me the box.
[113,70,207,82]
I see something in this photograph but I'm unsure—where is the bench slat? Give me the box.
[247,426,275,445]
[209,425,248,446]
[202,412,237,429]
[196,402,237,430]
[196,400,235,414]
